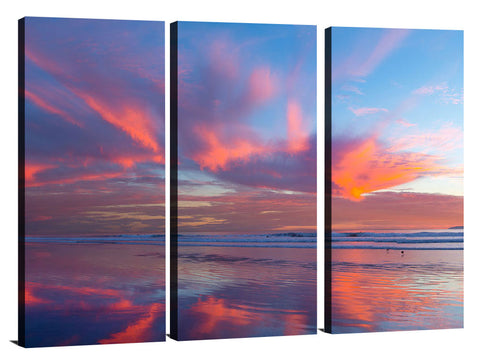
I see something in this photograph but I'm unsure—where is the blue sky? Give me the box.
[331,27,463,230]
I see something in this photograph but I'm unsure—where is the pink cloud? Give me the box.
[412,83,463,104]
[440,89,464,105]
[26,47,67,78]
[247,67,276,104]
[396,119,416,127]
[412,86,435,95]
[25,163,56,183]
[189,99,311,172]
[33,215,53,221]
[412,84,448,95]
[25,89,83,127]
[26,168,124,188]
[349,107,388,117]
[387,123,463,153]
[341,84,363,95]
[25,287,51,306]
[287,100,309,153]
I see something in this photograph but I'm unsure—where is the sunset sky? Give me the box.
[176,22,316,234]
[331,27,463,231]
[24,18,165,235]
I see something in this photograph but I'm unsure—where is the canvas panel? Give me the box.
[19,17,166,347]
[325,26,463,333]
[171,21,317,340]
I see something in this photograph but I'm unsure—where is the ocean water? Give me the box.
[176,233,317,340]
[329,230,463,333]
[24,235,165,347]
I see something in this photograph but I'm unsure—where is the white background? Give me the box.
[1,0,478,359]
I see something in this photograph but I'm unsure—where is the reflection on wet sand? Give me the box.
[331,249,463,333]
[25,243,165,347]
[177,245,316,340]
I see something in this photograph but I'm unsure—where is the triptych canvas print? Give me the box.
[18,17,463,347]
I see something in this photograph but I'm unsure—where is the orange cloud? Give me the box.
[191,99,311,172]
[26,155,163,188]
[77,92,160,153]
[333,134,454,201]
[191,124,267,172]
[112,153,165,169]
[26,169,124,188]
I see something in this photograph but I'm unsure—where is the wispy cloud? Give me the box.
[354,29,410,77]
[333,28,410,81]
[178,189,316,234]
[412,83,463,104]
[349,107,388,117]
[25,89,83,127]
[387,122,463,153]
[412,84,445,95]
[396,119,416,127]
[341,84,364,95]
